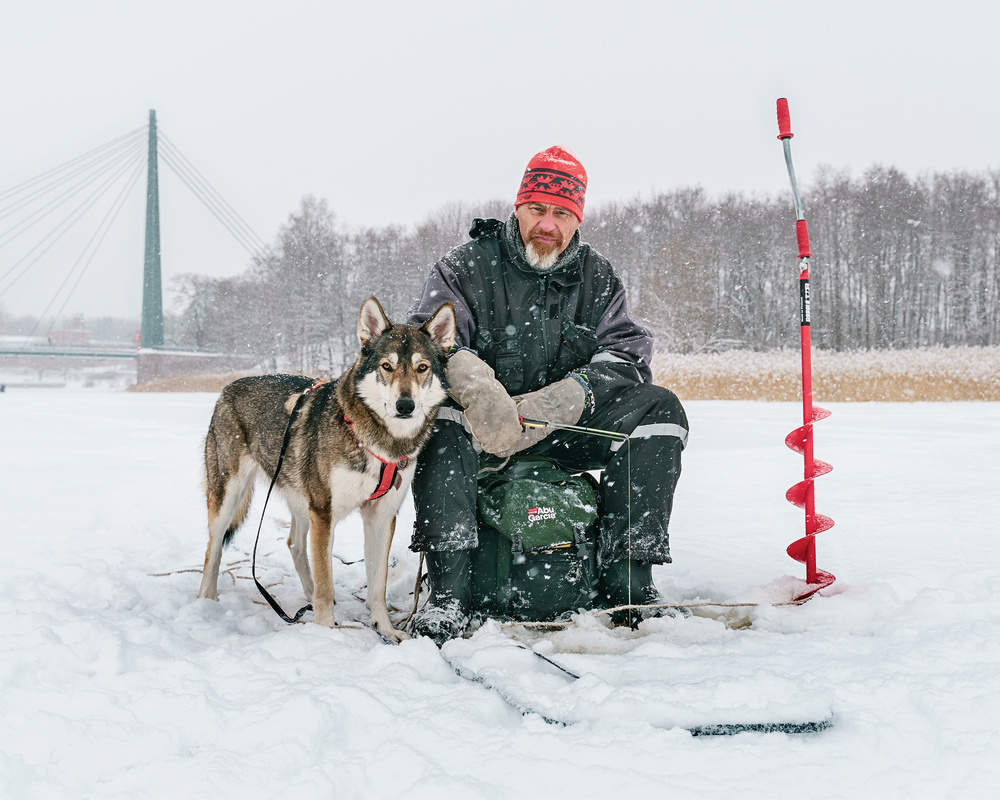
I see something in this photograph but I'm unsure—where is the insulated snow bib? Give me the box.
[470,458,600,621]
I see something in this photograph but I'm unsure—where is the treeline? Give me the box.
[169,167,1000,370]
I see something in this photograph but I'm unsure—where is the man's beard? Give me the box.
[524,230,564,270]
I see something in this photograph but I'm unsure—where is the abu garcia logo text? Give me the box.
[527,505,557,524]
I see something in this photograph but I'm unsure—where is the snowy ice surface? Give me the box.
[1,389,998,799]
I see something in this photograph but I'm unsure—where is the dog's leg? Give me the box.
[198,457,255,601]
[361,501,410,642]
[308,506,337,626]
[286,504,313,601]
[198,509,229,601]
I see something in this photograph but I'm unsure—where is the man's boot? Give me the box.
[410,549,473,645]
[598,557,686,626]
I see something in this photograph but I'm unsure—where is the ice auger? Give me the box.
[776,98,836,599]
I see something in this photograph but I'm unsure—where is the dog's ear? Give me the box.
[358,297,391,345]
[422,302,456,351]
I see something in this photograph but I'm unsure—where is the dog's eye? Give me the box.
[416,364,429,373]
[380,362,393,372]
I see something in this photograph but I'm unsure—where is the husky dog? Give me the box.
[197,297,456,642]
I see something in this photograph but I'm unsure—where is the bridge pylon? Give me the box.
[140,109,164,348]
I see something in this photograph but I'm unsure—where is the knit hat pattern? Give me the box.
[515,146,587,222]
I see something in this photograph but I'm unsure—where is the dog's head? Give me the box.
[355,297,456,437]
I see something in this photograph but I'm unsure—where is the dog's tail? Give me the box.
[204,471,254,550]
[205,421,255,549]
[223,485,254,547]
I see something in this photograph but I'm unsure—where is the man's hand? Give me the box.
[493,377,587,459]
[446,350,522,455]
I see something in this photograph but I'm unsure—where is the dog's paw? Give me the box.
[381,626,411,643]
[372,618,410,643]
[313,602,336,627]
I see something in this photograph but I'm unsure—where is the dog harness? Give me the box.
[344,416,410,502]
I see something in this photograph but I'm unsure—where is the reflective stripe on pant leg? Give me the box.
[435,406,485,453]
[436,406,466,426]
[609,422,689,451]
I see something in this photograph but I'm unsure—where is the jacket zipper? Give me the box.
[538,276,550,384]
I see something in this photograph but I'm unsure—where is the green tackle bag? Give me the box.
[469,457,601,621]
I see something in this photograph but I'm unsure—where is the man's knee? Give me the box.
[618,384,689,449]
[411,415,480,553]
[418,408,475,462]
[640,384,686,422]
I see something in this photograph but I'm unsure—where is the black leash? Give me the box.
[252,379,329,624]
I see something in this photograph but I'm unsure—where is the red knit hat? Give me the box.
[515,146,588,222]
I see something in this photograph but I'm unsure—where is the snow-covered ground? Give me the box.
[1,388,998,799]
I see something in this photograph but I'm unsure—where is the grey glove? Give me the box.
[446,349,522,455]
[493,376,587,459]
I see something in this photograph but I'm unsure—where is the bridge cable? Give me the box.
[0,148,146,296]
[158,133,268,256]
[1,124,269,324]
[0,130,145,220]
[159,148,265,258]
[23,157,147,343]
[0,136,146,249]
[158,133,267,251]
[0,126,145,205]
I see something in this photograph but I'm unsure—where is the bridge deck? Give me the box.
[0,346,138,359]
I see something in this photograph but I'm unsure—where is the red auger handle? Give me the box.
[796,219,812,259]
[776,97,793,140]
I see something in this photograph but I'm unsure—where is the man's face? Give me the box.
[515,202,581,267]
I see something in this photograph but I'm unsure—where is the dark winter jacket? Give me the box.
[407,215,653,418]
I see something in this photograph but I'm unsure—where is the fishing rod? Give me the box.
[520,417,628,442]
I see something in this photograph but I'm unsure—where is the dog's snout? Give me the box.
[395,397,415,417]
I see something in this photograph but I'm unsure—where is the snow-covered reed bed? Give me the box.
[653,346,1000,401]
[122,347,1000,401]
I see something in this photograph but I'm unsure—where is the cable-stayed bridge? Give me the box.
[0,111,264,381]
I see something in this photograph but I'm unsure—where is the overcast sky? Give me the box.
[1,0,997,321]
